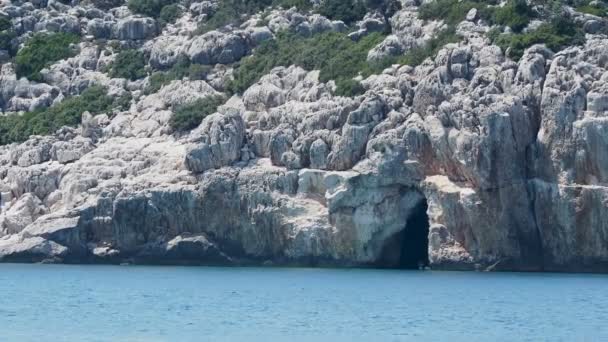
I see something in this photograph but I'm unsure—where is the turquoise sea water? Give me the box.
[0,264,607,341]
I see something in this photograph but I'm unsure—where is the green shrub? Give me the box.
[492,0,534,32]
[317,0,367,24]
[15,32,80,82]
[91,0,125,10]
[334,78,365,97]
[145,56,211,94]
[170,95,226,132]
[127,0,177,18]
[275,0,313,10]
[227,31,385,95]
[109,49,146,80]
[418,0,488,26]
[576,4,607,16]
[491,16,585,60]
[0,86,124,145]
[159,3,182,26]
[0,15,11,32]
[0,30,17,56]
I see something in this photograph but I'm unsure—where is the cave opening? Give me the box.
[377,199,430,269]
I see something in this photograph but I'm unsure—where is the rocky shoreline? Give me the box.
[1,0,608,272]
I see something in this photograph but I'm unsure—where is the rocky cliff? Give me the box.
[1,0,607,271]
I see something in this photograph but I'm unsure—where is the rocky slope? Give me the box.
[1,0,607,271]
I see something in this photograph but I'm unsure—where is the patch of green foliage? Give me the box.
[109,49,146,80]
[15,32,80,82]
[418,0,535,32]
[490,16,585,60]
[492,0,534,32]
[145,56,212,94]
[227,31,386,96]
[418,0,494,26]
[159,3,182,26]
[317,0,367,24]
[317,0,402,26]
[0,86,127,145]
[91,0,125,10]
[0,15,11,31]
[170,95,226,132]
[0,30,16,55]
[0,15,16,57]
[576,1,607,17]
[334,78,366,97]
[127,0,177,18]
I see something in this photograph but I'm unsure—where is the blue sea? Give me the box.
[0,264,606,341]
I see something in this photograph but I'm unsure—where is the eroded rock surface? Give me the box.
[1,0,607,272]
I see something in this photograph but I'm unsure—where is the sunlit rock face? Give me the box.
[1,0,607,272]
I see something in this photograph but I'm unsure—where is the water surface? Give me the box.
[0,264,606,341]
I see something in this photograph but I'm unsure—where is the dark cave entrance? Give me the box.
[377,200,430,269]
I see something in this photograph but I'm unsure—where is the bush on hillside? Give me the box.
[127,0,177,18]
[418,0,494,26]
[317,0,368,24]
[227,31,385,95]
[492,0,534,32]
[159,3,182,26]
[109,49,146,80]
[0,15,11,31]
[145,56,212,94]
[91,0,125,10]
[334,78,366,97]
[491,16,585,60]
[170,95,226,132]
[0,30,16,55]
[0,86,125,145]
[15,32,80,82]
[576,1,607,17]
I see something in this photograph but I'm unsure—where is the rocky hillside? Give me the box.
[1,0,607,271]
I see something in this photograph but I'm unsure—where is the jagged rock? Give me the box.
[113,16,158,40]
[0,0,607,273]
[185,110,246,173]
[147,35,190,69]
[187,31,247,65]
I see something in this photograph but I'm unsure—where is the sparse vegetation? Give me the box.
[227,31,386,96]
[418,0,493,26]
[15,32,80,82]
[127,0,177,18]
[492,0,534,32]
[0,86,126,145]
[0,15,11,32]
[170,95,226,132]
[576,0,608,17]
[317,0,368,24]
[0,15,16,57]
[91,0,125,10]
[109,49,146,80]
[145,56,212,94]
[490,15,585,60]
[159,3,182,26]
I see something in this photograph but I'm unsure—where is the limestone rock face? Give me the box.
[1,0,607,272]
[113,16,158,41]
[187,31,247,65]
[185,110,246,173]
